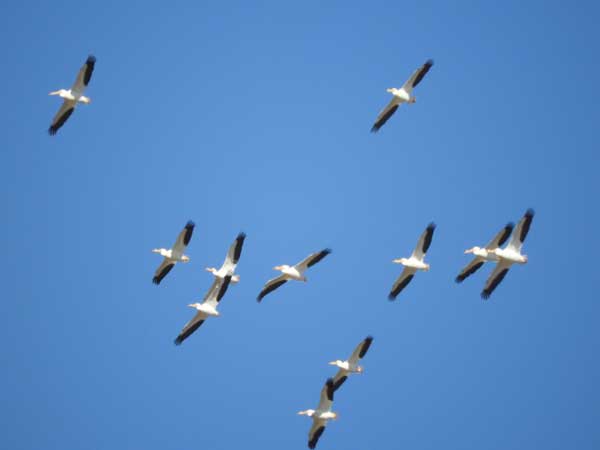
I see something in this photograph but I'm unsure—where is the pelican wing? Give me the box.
[332,368,348,391]
[402,59,434,92]
[389,267,416,300]
[411,222,436,260]
[371,98,400,133]
[308,419,327,449]
[296,248,331,271]
[506,209,534,253]
[316,378,335,412]
[221,232,246,271]
[174,311,207,345]
[257,275,288,302]
[485,223,515,250]
[152,259,175,285]
[173,221,195,253]
[72,55,96,92]
[348,335,374,365]
[204,275,233,309]
[455,257,485,283]
[481,262,511,300]
[48,100,75,135]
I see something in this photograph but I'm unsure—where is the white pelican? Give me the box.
[330,336,373,391]
[174,275,233,345]
[257,249,331,302]
[152,221,195,285]
[482,209,535,299]
[371,59,434,133]
[205,232,246,284]
[388,223,436,300]
[48,55,96,135]
[298,378,338,449]
[455,223,514,283]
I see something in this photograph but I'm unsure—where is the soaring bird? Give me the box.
[298,378,338,449]
[174,275,233,345]
[456,223,514,283]
[257,249,331,302]
[152,221,195,285]
[330,336,373,391]
[371,59,434,133]
[205,232,246,284]
[482,209,535,299]
[388,223,436,300]
[48,55,96,135]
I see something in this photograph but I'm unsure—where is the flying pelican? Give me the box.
[48,55,96,135]
[298,378,338,449]
[455,223,514,283]
[205,232,246,284]
[388,223,436,300]
[481,209,535,299]
[152,221,195,285]
[174,275,233,345]
[371,59,434,133]
[257,249,331,302]
[330,336,373,391]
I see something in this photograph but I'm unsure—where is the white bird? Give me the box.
[371,59,434,133]
[174,275,233,345]
[455,223,514,283]
[257,249,331,303]
[152,221,195,285]
[298,378,338,449]
[389,223,436,300]
[330,336,373,391]
[205,232,246,284]
[48,55,96,135]
[482,209,535,299]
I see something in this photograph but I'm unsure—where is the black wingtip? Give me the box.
[185,220,195,229]
[370,125,379,133]
[388,293,397,301]
[48,126,57,136]
[174,337,183,346]
[237,231,247,240]
[152,277,160,285]
[86,55,96,64]
[323,248,332,255]
[455,276,463,284]
[525,208,535,218]
[427,222,436,231]
[425,58,434,67]
[365,335,374,342]
[481,291,491,300]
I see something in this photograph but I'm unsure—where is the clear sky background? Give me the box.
[1,1,599,449]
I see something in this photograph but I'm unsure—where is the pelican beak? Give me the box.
[328,361,337,366]
[464,248,473,254]
[48,90,60,96]
[187,304,195,308]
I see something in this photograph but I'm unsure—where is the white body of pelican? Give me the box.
[371,59,434,132]
[456,223,514,283]
[482,209,535,299]
[298,378,338,449]
[48,55,96,135]
[330,336,373,391]
[152,221,195,285]
[388,223,436,300]
[174,275,233,345]
[205,232,246,284]
[257,248,331,302]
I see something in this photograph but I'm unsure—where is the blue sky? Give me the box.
[1,1,599,449]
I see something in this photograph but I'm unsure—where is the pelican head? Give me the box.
[181,255,190,263]
[187,303,202,309]
[48,89,65,96]
[328,360,343,367]
[79,95,92,104]
[409,96,416,104]
[205,267,217,275]
[274,265,289,271]
[523,254,528,263]
[464,246,480,254]
[356,365,364,373]
[423,263,431,271]
[297,409,315,417]
[152,248,162,254]
[392,257,408,265]
[386,88,398,95]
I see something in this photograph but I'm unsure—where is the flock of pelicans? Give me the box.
[48,55,536,449]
